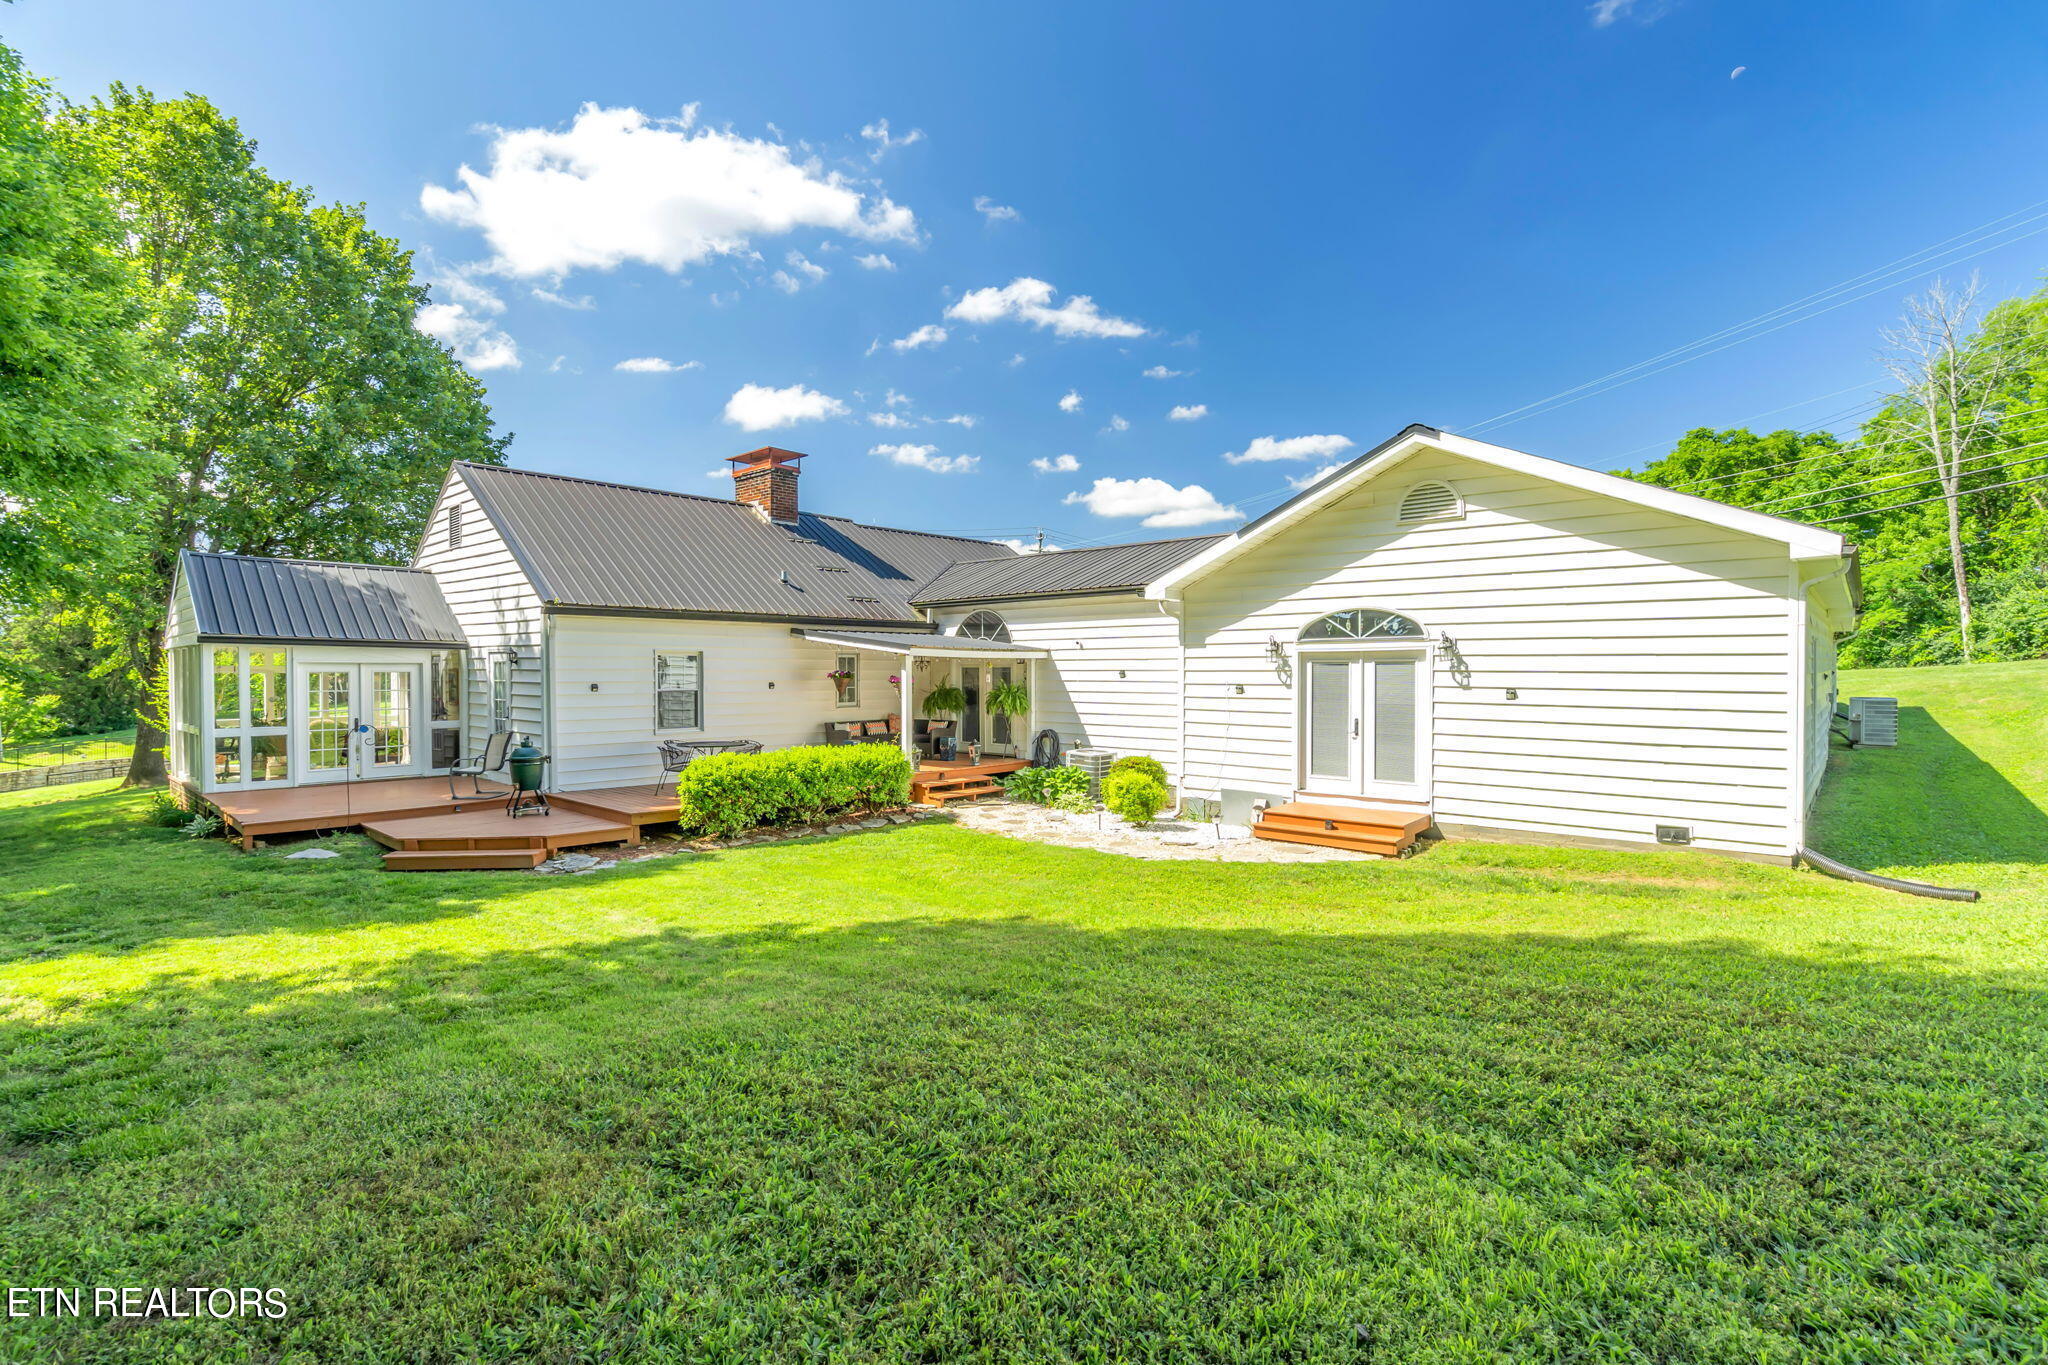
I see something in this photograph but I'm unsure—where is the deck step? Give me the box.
[1252,802,1431,858]
[382,848,548,871]
[912,780,1007,805]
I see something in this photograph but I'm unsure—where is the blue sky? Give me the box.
[11,0,2048,548]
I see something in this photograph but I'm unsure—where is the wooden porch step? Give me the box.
[912,779,1007,805]
[1252,802,1431,858]
[382,848,549,872]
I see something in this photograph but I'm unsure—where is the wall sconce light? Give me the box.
[589,683,599,692]
[1118,669,1126,679]
[1439,632,1473,689]
[1233,683,1246,695]
[767,680,776,690]
[1263,636,1286,664]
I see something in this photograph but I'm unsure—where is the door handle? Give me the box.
[1352,717,1360,739]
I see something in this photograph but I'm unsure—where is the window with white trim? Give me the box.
[490,657,511,734]
[655,650,704,731]
[1397,481,1462,524]
[833,653,861,707]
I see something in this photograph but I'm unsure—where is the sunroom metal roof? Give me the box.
[181,550,466,647]
[909,534,1225,605]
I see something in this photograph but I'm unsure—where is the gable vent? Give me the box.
[1398,481,1462,524]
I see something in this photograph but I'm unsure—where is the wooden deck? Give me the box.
[1251,802,1432,857]
[550,785,682,825]
[209,776,513,850]
[364,806,636,870]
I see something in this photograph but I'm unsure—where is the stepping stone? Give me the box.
[285,848,340,860]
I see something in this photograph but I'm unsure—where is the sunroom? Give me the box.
[164,551,468,797]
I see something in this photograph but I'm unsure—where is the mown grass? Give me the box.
[0,664,2044,1363]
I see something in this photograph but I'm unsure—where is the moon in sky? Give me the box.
[1730,66,1747,79]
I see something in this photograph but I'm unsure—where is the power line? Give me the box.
[1457,200,2048,436]
[1759,442,2048,518]
[1813,469,2048,524]
[1755,443,2048,512]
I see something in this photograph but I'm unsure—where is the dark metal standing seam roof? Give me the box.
[181,550,466,646]
[909,534,1227,605]
[794,628,1052,656]
[457,462,1014,624]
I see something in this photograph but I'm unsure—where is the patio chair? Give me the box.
[448,729,514,798]
[654,738,763,792]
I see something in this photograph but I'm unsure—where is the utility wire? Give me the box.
[1458,203,2048,436]
[1759,443,2048,518]
[1754,443,2048,511]
[1813,469,2048,524]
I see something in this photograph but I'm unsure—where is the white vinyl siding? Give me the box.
[545,615,899,789]
[411,470,545,754]
[1178,449,1806,858]
[930,595,1184,783]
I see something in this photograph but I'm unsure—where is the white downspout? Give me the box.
[899,654,915,765]
[1156,595,1187,799]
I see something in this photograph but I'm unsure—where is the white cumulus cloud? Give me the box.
[1288,465,1344,489]
[416,276,519,372]
[973,195,1020,223]
[867,411,914,428]
[1058,389,1083,413]
[1143,364,1184,379]
[615,356,701,373]
[946,277,1147,340]
[532,287,595,310]
[1222,433,1355,464]
[723,382,850,431]
[1063,476,1241,528]
[420,103,918,278]
[871,442,978,473]
[995,537,1059,554]
[1167,404,1208,422]
[890,323,949,352]
[1102,414,1130,434]
[856,253,897,271]
[1030,454,1081,474]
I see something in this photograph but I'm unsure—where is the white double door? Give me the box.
[1302,650,1428,800]
[294,661,424,783]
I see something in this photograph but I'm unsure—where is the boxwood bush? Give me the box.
[1106,754,1169,787]
[1102,769,1168,824]
[674,744,913,837]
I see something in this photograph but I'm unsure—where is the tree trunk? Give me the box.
[122,627,168,786]
[1945,490,1974,661]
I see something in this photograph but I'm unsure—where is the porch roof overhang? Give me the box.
[792,627,1050,657]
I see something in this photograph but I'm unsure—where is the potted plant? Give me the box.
[827,667,857,701]
[919,682,966,716]
[986,678,1030,720]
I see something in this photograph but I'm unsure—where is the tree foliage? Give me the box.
[57,87,509,780]
[1632,285,2048,668]
[0,43,152,589]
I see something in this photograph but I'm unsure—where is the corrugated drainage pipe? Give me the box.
[1799,847,1980,902]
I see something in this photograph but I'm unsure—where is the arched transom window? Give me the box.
[1300,609,1423,642]
[958,610,1011,643]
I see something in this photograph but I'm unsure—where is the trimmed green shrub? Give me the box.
[1050,789,1095,815]
[674,744,913,837]
[1106,754,1168,787]
[1102,770,1168,824]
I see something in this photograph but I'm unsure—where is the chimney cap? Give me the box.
[726,446,808,469]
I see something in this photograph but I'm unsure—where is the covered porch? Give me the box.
[793,626,1051,769]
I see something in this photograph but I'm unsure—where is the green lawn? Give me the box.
[0,726,134,772]
[1,665,2044,1363]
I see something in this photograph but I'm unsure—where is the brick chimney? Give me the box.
[725,447,806,524]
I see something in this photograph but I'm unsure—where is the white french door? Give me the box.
[1302,651,1428,801]
[294,662,424,783]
